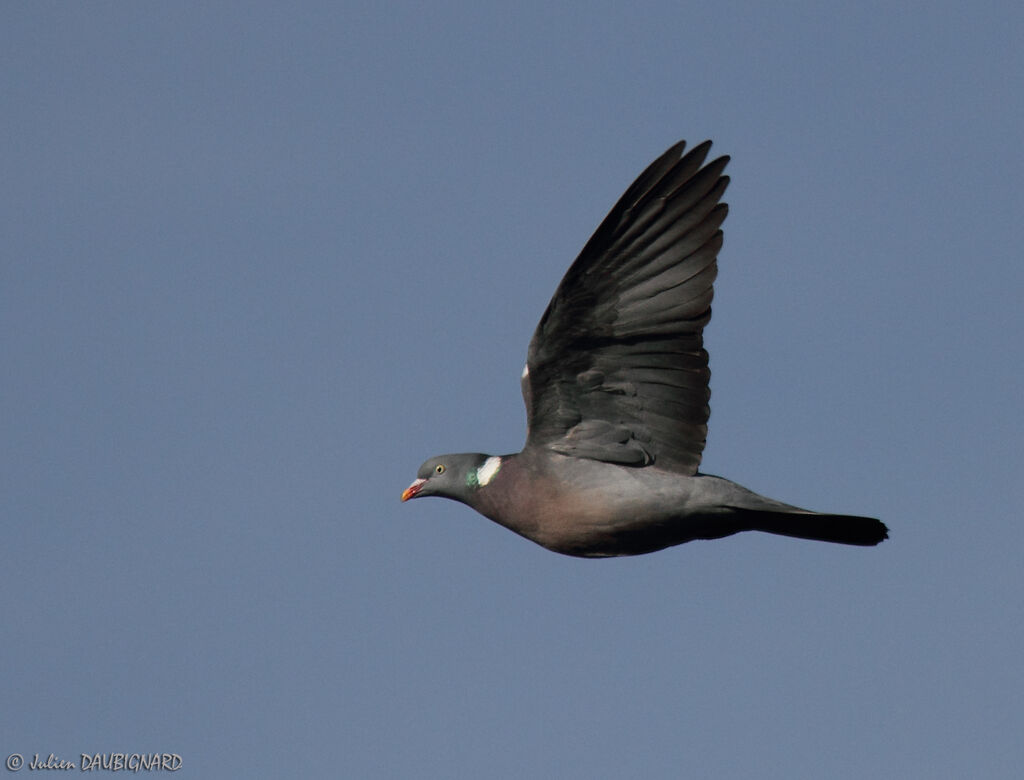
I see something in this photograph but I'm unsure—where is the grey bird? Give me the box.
[402,140,888,557]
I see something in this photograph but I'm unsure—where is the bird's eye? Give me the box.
[435,464,445,474]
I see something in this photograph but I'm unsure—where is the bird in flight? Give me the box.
[402,140,888,557]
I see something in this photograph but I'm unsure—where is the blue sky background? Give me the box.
[3,2,1022,777]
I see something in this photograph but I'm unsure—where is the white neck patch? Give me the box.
[476,456,502,486]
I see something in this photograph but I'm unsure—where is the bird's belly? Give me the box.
[527,485,718,558]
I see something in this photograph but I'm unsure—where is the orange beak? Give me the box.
[401,478,426,502]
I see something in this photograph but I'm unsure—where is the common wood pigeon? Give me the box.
[402,140,888,557]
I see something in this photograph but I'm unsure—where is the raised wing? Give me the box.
[521,140,729,474]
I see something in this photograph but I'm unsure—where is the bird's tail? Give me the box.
[740,509,889,546]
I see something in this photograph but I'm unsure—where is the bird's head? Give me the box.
[401,453,503,503]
